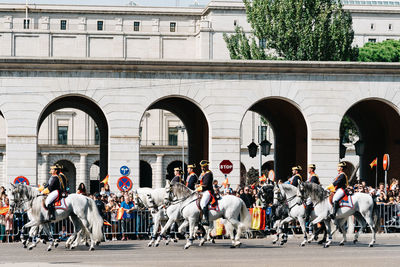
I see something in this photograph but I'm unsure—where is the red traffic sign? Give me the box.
[383,154,390,171]
[117,176,133,192]
[219,160,233,175]
[14,176,30,185]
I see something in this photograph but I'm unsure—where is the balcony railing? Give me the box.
[38,139,100,146]
[139,139,187,147]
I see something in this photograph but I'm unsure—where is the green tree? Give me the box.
[246,167,259,185]
[358,40,400,62]
[224,0,358,61]
[340,115,359,143]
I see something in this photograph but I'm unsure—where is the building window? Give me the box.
[97,21,104,31]
[168,127,178,146]
[94,126,100,145]
[389,24,393,30]
[23,19,30,29]
[234,20,238,26]
[170,22,176,32]
[259,38,267,49]
[58,126,68,145]
[368,38,377,43]
[60,20,67,30]
[370,23,375,30]
[134,21,140,31]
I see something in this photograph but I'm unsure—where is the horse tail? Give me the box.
[87,198,104,244]
[239,200,251,230]
[372,196,380,232]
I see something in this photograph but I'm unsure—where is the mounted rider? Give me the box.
[186,164,198,190]
[41,164,67,221]
[305,164,320,223]
[171,167,183,184]
[327,162,349,219]
[287,165,302,187]
[197,160,214,226]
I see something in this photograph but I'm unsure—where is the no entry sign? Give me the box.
[117,176,133,192]
[14,176,30,185]
[219,160,233,175]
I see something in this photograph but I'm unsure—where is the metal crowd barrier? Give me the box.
[1,204,399,243]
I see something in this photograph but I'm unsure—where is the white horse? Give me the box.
[9,183,103,251]
[167,183,251,249]
[134,183,179,247]
[298,182,379,247]
[272,183,314,246]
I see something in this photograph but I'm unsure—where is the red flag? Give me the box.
[370,158,377,169]
[222,177,229,188]
[0,206,9,215]
[103,220,112,226]
[101,175,109,185]
[117,207,124,220]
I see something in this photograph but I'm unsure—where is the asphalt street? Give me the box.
[0,234,399,267]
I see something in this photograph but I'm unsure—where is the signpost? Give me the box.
[14,176,30,185]
[117,176,133,192]
[219,160,233,184]
[383,154,390,195]
[120,166,130,176]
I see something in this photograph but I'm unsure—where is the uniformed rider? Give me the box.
[197,160,214,226]
[186,164,198,190]
[305,164,320,223]
[327,162,348,219]
[42,164,67,221]
[287,166,302,187]
[171,167,183,184]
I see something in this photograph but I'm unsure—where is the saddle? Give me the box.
[196,191,219,211]
[329,189,353,208]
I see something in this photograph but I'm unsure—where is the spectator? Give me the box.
[58,225,69,241]
[4,197,13,242]
[106,198,119,241]
[77,183,87,195]
[94,193,106,219]
[120,196,135,240]
[240,187,254,208]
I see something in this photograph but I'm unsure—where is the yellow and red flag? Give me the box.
[116,207,124,220]
[215,219,225,236]
[222,177,229,188]
[0,206,9,215]
[370,158,378,169]
[249,207,266,230]
[103,220,112,226]
[101,175,109,185]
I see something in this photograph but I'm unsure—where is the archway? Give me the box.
[240,162,246,186]
[142,97,209,175]
[140,160,152,188]
[90,160,100,192]
[341,99,400,186]
[55,160,76,193]
[261,160,274,174]
[37,95,108,193]
[166,161,188,182]
[243,98,308,181]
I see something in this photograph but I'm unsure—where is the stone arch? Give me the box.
[240,162,246,186]
[340,98,400,186]
[166,160,188,181]
[37,94,108,193]
[241,97,308,181]
[140,160,152,188]
[140,96,209,175]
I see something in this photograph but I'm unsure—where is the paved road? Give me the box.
[1,235,399,267]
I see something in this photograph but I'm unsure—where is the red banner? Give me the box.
[249,207,266,230]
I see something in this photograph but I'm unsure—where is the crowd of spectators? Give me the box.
[1,176,400,242]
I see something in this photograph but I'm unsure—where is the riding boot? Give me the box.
[201,206,209,226]
[330,201,339,220]
[305,204,313,223]
[47,203,56,221]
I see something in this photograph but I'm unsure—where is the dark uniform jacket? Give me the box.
[200,171,214,194]
[289,174,302,187]
[186,172,198,190]
[47,174,67,193]
[171,175,182,184]
[333,172,348,190]
[308,173,320,184]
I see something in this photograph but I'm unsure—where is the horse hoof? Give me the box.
[369,244,374,248]
[272,241,276,244]
[55,243,59,248]
[70,247,75,250]
[353,240,358,244]
[47,248,51,252]
[339,242,344,246]
[89,247,95,251]
[28,247,33,251]
[318,240,325,245]
[184,245,190,250]
[148,243,152,247]
[324,244,330,248]
[300,243,305,247]
[235,243,241,248]
[23,245,27,249]
[230,245,236,249]
[212,239,215,244]
[173,239,178,243]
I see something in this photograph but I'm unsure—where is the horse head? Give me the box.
[273,184,284,205]
[258,184,274,207]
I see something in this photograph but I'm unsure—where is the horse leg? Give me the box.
[363,212,376,247]
[184,218,196,249]
[298,217,308,247]
[151,214,161,247]
[157,218,175,246]
[323,219,333,248]
[279,217,293,246]
[353,214,365,244]
[337,219,347,246]
[272,220,280,244]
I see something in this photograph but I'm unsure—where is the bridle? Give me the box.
[274,185,302,212]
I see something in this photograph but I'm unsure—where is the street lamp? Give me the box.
[260,139,272,156]
[247,142,258,158]
[176,125,186,175]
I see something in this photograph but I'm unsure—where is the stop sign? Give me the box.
[219,160,233,175]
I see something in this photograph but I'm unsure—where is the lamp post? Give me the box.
[176,125,186,175]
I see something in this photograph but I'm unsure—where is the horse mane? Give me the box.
[279,183,298,197]
[171,182,193,198]
[303,182,329,202]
